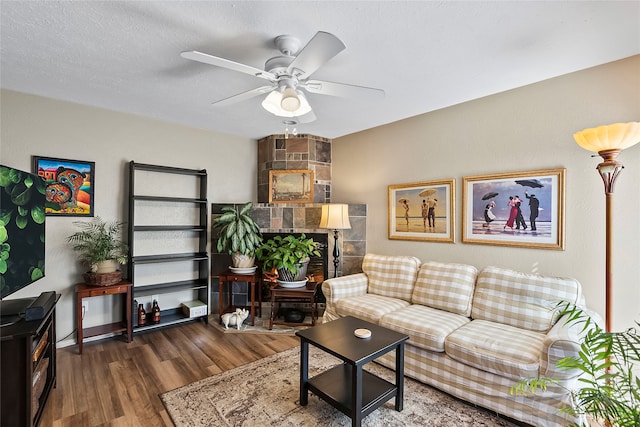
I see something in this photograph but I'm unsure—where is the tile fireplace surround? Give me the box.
[257,134,332,204]
[210,202,367,313]
[211,133,366,313]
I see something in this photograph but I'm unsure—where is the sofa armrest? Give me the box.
[321,273,368,322]
[540,307,603,380]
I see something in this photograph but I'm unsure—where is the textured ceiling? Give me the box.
[1,1,639,140]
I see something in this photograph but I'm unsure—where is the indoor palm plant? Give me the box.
[511,302,639,427]
[67,217,128,274]
[255,233,320,283]
[212,202,262,268]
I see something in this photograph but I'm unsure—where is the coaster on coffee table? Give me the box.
[354,328,372,339]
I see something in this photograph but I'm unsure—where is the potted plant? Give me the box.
[212,202,262,268]
[67,217,128,276]
[511,302,639,426]
[256,233,320,285]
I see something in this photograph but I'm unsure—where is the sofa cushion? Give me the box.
[472,266,583,333]
[412,261,478,316]
[362,254,421,302]
[445,319,545,381]
[335,294,410,325]
[380,305,470,352]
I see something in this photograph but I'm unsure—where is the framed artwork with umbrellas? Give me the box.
[462,168,566,249]
[388,179,455,243]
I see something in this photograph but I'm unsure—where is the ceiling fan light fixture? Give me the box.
[262,90,312,117]
[281,87,300,111]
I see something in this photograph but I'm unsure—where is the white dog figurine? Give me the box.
[221,308,249,330]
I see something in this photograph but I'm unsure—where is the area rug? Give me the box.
[161,347,519,427]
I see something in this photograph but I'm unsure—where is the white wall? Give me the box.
[1,89,256,345]
[333,56,640,332]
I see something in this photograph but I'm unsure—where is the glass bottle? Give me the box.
[137,303,147,326]
[152,300,161,324]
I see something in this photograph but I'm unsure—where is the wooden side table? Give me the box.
[218,270,262,326]
[75,281,132,354]
[269,281,319,330]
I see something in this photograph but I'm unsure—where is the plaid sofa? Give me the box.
[322,254,590,427]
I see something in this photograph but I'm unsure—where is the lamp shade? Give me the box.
[320,204,351,230]
[262,90,312,118]
[573,122,640,153]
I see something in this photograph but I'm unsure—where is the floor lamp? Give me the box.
[573,122,640,332]
[319,204,351,278]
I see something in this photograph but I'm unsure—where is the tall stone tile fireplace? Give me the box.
[211,133,367,314]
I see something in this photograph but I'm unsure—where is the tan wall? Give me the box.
[2,55,638,342]
[1,89,257,344]
[333,55,640,331]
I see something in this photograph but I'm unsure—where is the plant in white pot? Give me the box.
[212,202,262,268]
[67,217,128,284]
[256,233,320,287]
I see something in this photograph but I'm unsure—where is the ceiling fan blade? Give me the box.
[212,85,276,107]
[303,79,385,100]
[181,51,276,81]
[286,31,346,79]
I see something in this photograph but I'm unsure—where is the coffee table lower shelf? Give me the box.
[307,363,397,418]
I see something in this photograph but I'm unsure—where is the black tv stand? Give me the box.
[1,295,58,426]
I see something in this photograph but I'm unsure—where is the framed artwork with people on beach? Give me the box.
[462,168,565,250]
[388,179,455,243]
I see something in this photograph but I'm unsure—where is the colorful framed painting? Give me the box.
[388,179,455,243]
[462,168,565,250]
[268,169,314,204]
[33,156,95,216]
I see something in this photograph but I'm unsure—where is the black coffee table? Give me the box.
[295,316,409,427]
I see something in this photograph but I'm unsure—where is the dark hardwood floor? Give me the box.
[40,317,299,426]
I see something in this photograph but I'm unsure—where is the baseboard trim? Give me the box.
[57,332,119,349]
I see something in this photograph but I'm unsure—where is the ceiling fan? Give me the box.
[180,31,385,123]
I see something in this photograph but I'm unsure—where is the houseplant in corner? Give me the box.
[212,202,262,268]
[256,233,320,287]
[67,217,128,285]
[511,302,639,427]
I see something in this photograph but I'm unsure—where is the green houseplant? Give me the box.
[212,202,262,268]
[256,233,320,283]
[67,217,128,274]
[511,302,639,427]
